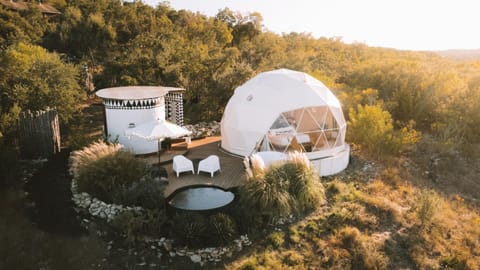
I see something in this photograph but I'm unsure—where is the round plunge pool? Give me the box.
[167,185,235,212]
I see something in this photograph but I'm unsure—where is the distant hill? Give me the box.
[436,49,480,60]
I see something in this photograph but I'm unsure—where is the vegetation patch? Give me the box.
[226,167,480,269]
[239,152,325,226]
[69,140,150,204]
[2,1,480,268]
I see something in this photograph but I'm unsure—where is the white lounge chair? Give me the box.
[172,155,194,177]
[197,155,221,177]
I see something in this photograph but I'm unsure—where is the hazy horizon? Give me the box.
[145,0,479,52]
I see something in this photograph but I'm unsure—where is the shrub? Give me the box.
[66,121,96,151]
[325,179,357,202]
[208,213,238,245]
[380,167,403,187]
[331,226,389,269]
[323,202,378,232]
[240,152,325,225]
[412,189,441,230]
[69,140,122,177]
[172,213,207,246]
[440,255,469,270]
[112,178,166,209]
[70,141,148,203]
[239,163,293,224]
[239,258,258,270]
[111,209,168,243]
[172,213,238,247]
[288,226,301,244]
[282,250,304,266]
[348,104,402,157]
[267,231,285,248]
[285,152,325,213]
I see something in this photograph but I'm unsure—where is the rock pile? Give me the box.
[72,192,142,222]
[71,180,143,222]
[183,121,220,139]
[162,234,252,266]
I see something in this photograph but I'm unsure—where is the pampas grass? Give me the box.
[69,140,123,178]
[239,151,325,225]
[69,140,148,203]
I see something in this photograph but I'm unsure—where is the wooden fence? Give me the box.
[18,108,61,159]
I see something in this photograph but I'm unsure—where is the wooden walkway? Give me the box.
[161,136,246,197]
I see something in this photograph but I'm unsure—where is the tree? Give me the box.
[0,43,83,130]
[0,7,47,49]
[44,2,118,61]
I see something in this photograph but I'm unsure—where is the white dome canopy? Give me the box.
[221,69,347,159]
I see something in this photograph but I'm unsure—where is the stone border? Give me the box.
[70,179,252,266]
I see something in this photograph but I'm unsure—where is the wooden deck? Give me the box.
[160,136,246,197]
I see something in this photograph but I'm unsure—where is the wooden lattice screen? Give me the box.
[18,108,61,159]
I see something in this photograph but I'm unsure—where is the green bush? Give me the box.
[348,104,403,157]
[172,213,207,246]
[66,120,95,151]
[282,250,305,266]
[323,202,378,232]
[332,226,389,269]
[440,256,469,270]
[112,178,166,209]
[170,213,238,247]
[208,213,238,245]
[412,189,440,230]
[70,141,148,203]
[239,258,259,270]
[111,209,168,243]
[267,231,285,248]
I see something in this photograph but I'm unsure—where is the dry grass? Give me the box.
[224,165,480,270]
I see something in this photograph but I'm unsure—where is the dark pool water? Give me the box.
[167,186,235,211]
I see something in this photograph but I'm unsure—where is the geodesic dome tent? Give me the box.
[221,69,349,176]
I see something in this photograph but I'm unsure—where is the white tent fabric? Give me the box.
[125,119,191,141]
[221,69,347,157]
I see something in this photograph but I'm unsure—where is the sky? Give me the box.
[143,0,479,51]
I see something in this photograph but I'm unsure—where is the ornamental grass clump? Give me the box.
[240,152,325,225]
[285,152,325,213]
[241,162,293,222]
[69,140,123,177]
[172,213,208,246]
[208,213,238,245]
[69,140,149,203]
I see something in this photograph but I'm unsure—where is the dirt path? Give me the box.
[24,150,86,236]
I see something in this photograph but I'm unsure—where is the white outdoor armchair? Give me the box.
[197,155,221,177]
[172,155,194,177]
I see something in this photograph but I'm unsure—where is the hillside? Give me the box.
[1,1,480,269]
[436,49,480,60]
